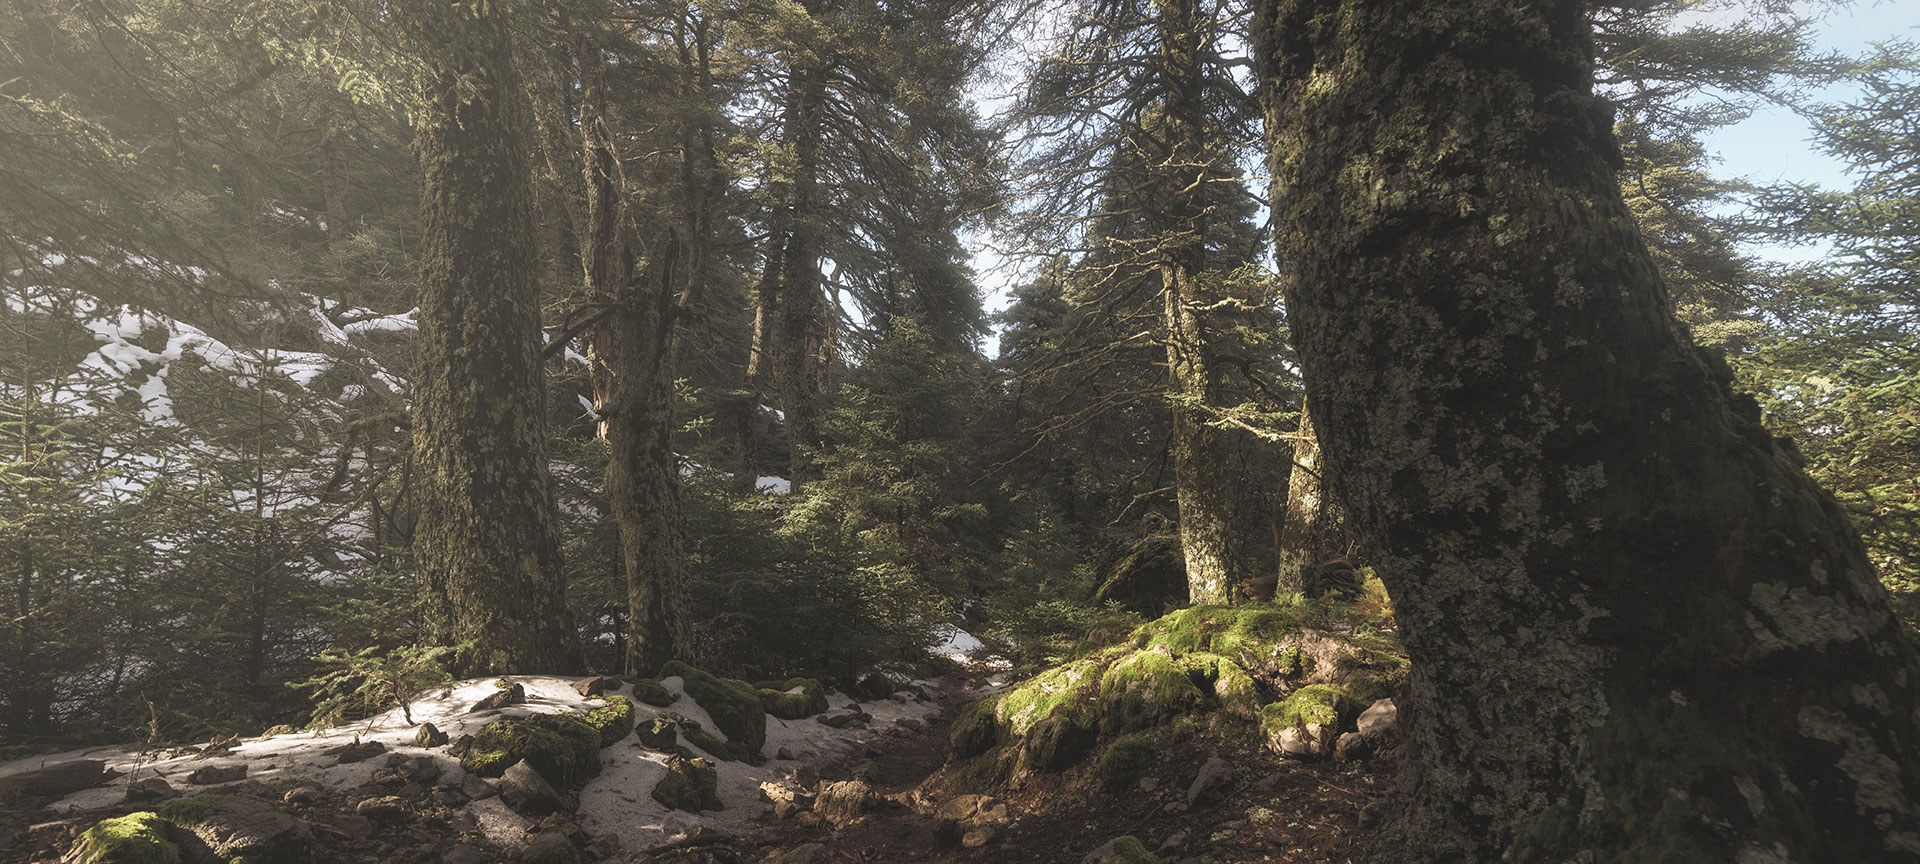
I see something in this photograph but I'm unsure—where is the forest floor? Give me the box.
[0,672,1388,863]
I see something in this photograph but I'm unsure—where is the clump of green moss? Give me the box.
[67,812,179,864]
[584,696,634,746]
[1095,732,1157,792]
[1263,683,1352,730]
[659,660,766,761]
[1099,650,1203,732]
[757,678,828,719]
[461,713,601,786]
[947,694,1003,760]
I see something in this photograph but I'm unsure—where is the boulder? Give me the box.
[650,754,722,813]
[572,676,619,698]
[461,713,600,787]
[414,722,450,748]
[636,715,679,750]
[158,794,313,863]
[499,761,567,817]
[1185,756,1233,806]
[124,777,177,803]
[355,795,408,824]
[470,682,526,713]
[583,695,635,746]
[814,780,875,827]
[443,845,488,864]
[626,678,678,707]
[854,674,898,700]
[756,679,829,720]
[659,661,766,761]
[522,829,578,864]
[1270,723,1331,759]
[323,740,387,765]
[1083,836,1160,864]
[759,781,814,820]
[62,812,179,864]
[184,764,246,786]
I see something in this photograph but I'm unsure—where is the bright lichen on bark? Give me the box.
[395,1,582,676]
[1254,0,1920,860]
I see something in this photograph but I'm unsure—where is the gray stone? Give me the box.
[814,779,875,827]
[388,754,442,785]
[522,829,577,864]
[462,772,497,800]
[792,763,820,790]
[163,794,313,863]
[471,682,526,713]
[282,785,322,806]
[0,760,114,803]
[759,781,814,820]
[1186,756,1233,806]
[962,826,999,847]
[414,722,450,748]
[336,814,376,841]
[184,764,247,785]
[572,676,619,697]
[499,760,566,817]
[626,678,678,707]
[650,754,722,812]
[1272,723,1330,760]
[124,777,177,803]
[1083,836,1161,864]
[355,795,408,823]
[1356,698,1396,736]
[324,740,387,765]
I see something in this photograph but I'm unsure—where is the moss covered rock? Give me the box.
[584,696,635,746]
[66,812,180,864]
[156,794,311,863]
[660,660,766,761]
[626,677,678,707]
[757,678,828,719]
[460,713,601,787]
[650,754,721,812]
[945,596,1407,788]
[1083,835,1160,864]
[1094,732,1156,792]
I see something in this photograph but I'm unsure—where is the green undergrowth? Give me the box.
[946,595,1407,789]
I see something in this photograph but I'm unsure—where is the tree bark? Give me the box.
[1274,401,1327,597]
[1255,0,1920,860]
[1154,0,1241,605]
[395,1,582,676]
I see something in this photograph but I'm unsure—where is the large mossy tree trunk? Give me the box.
[1255,0,1920,860]
[1155,0,1240,606]
[396,1,582,677]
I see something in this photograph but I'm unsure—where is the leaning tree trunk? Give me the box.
[1255,0,1920,860]
[1273,400,1328,597]
[1156,0,1241,605]
[395,0,582,677]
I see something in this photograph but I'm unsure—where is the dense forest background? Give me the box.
[1,0,1915,760]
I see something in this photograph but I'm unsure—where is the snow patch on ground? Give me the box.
[1,673,945,851]
[755,476,791,494]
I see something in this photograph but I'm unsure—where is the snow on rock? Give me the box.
[1,673,946,851]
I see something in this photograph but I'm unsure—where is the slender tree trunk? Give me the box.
[1256,0,1920,860]
[771,64,830,484]
[1156,0,1240,605]
[1273,400,1326,596]
[574,32,693,675]
[395,1,582,676]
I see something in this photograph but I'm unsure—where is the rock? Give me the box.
[324,740,388,765]
[388,754,443,785]
[851,760,879,784]
[585,833,622,859]
[335,814,376,841]
[759,781,814,820]
[1158,830,1187,851]
[793,763,820,790]
[962,825,999,847]
[1137,776,1159,793]
[1,759,115,803]
[854,673,897,700]
[584,695,636,746]
[650,754,722,812]
[499,760,567,817]
[62,812,179,864]
[756,679,829,719]
[896,717,925,733]
[637,715,679,750]
[1356,698,1397,735]
[1271,723,1330,760]
[659,661,768,761]
[572,675,618,697]
[462,773,498,800]
[1083,835,1161,864]
[414,722,450,748]
[159,794,314,863]
[814,779,875,827]
[124,777,177,803]
[627,678,678,707]
[471,682,526,713]
[185,764,247,785]
[462,713,601,786]
[522,829,578,864]
[813,710,869,729]
[282,785,322,806]
[355,795,408,823]
[1185,756,1233,806]
[443,846,488,864]
[761,843,830,864]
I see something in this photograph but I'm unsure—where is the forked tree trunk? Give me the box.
[1256,0,1920,859]
[395,1,582,676]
